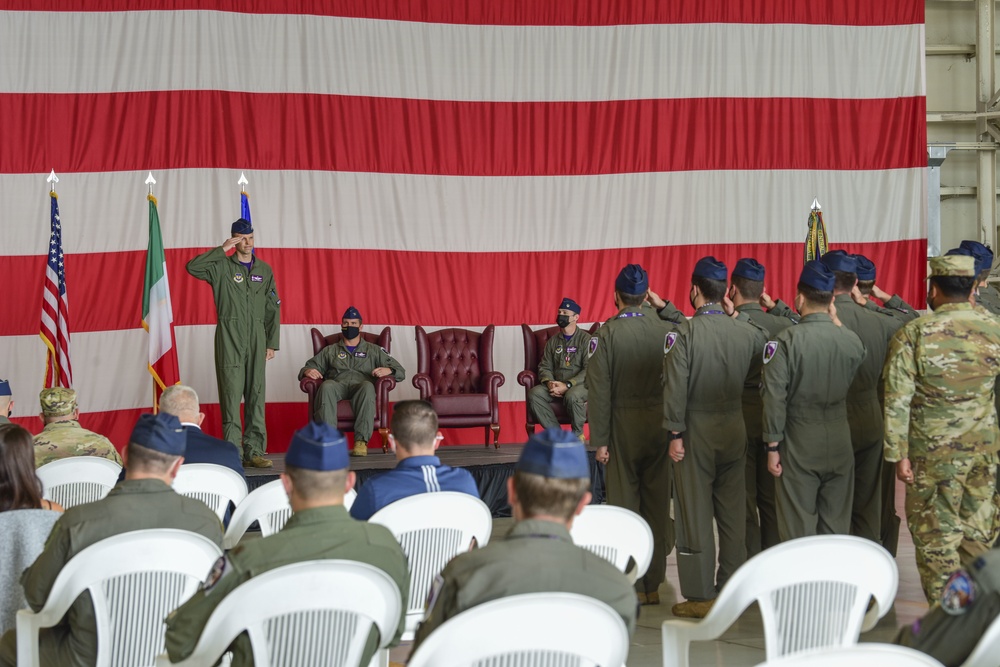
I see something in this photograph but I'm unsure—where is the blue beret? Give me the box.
[130,413,186,456]
[692,256,728,282]
[342,306,362,321]
[732,258,765,282]
[799,260,836,293]
[558,297,581,314]
[853,254,876,281]
[615,264,649,295]
[231,218,253,235]
[960,240,994,274]
[517,428,589,479]
[819,250,858,274]
[286,422,348,471]
[0,379,10,397]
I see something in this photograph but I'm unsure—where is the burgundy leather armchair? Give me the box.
[517,323,600,438]
[298,326,395,453]
[412,325,505,448]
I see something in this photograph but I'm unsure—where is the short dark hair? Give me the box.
[692,276,727,302]
[931,275,977,298]
[126,442,179,475]
[978,269,991,284]
[616,291,645,307]
[0,424,44,511]
[731,276,763,300]
[285,466,348,501]
[856,280,875,296]
[390,400,438,451]
[832,270,857,293]
[512,471,589,521]
[796,283,834,307]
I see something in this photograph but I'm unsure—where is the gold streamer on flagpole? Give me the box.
[804,197,829,264]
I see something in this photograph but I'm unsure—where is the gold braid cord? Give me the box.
[804,209,829,264]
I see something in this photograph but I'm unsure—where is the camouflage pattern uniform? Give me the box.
[884,298,1000,602]
[33,388,121,468]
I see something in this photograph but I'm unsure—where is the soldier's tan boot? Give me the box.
[351,440,368,457]
[671,599,715,618]
[246,455,273,468]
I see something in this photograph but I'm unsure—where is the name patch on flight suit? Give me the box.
[567,346,578,354]
[233,274,244,283]
[354,351,368,358]
[251,275,263,282]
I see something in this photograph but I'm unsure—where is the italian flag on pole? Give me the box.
[142,193,180,411]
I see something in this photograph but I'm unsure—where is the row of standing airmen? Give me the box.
[532,247,1000,620]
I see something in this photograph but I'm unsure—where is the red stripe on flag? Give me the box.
[0,0,924,26]
[0,93,927,175]
[0,240,926,336]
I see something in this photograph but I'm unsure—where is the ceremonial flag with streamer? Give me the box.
[40,190,73,389]
[142,193,180,410]
[804,199,830,264]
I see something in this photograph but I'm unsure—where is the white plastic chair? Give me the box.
[961,612,1000,667]
[223,482,357,549]
[154,560,402,667]
[755,643,944,666]
[172,463,249,522]
[36,456,122,509]
[662,534,899,667]
[570,503,654,580]
[406,592,630,667]
[369,492,492,639]
[16,528,222,667]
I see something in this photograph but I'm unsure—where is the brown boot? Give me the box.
[638,591,660,606]
[351,440,368,457]
[671,599,715,619]
[245,455,273,469]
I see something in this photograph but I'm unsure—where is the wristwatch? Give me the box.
[765,444,780,452]
[566,381,573,388]
[669,432,684,441]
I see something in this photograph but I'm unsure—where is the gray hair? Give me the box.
[159,385,200,417]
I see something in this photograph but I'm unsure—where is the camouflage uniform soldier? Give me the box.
[884,254,1000,602]
[33,388,122,468]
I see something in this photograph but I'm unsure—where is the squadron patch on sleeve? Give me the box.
[588,338,599,357]
[762,341,778,364]
[664,332,678,354]
[941,569,977,615]
[203,555,232,591]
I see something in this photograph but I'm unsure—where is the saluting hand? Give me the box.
[767,449,782,477]
[759,291,776,310]
[645,289,666,310]
[222,237,240,252]
[850,285,868,306]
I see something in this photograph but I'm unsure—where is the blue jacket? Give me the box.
[350,455,479,521]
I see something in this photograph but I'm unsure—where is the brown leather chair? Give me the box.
[517,323,601,437]
[412,325,505,448]
[298,326,395,452]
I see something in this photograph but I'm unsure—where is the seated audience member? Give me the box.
[412,428,637,651]
[0,413,222,667]
[299,306,405,457]
[0,424,62,632]
[350,400,479,520]
[895,548,1000,666]
[165,421,410,666]
[527,298,593,440]
[33,387,122,468]
[0,379,13,426]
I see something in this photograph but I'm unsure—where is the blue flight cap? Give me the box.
[853,254,876,281]
[959,240,994,274]
[819,250,858,274]
[130,413,186,456]
[342,306,362,321]
[286,421,348,471]
[0,379,10,397]
[516,428,589,479]
[231,218,253,235]
[559,297,581,314]
[732,258,765,282]
[799,260,836,292]
[615,264,649,295]
[692,256,728,281]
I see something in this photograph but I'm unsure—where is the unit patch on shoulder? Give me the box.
[763,341,778,364]
[203,555,233,591]
[664,332,678,354]
[588,337,599,357]
[941,569,977,615]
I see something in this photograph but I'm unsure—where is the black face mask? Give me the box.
[342,326,360,340]
[556,315,571,329]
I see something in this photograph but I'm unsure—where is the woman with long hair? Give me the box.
[0,424,61,512]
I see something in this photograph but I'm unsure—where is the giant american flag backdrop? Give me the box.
[0,1,926,451]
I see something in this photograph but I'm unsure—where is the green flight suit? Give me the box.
[883,302,1000,602]
[412,519,637,652]
[762,313,865,540]
[0,479,222,667]
[165,505,409,667]
[735,303,796,557]
[589,304,676,594]
[0,414,10,426]
[977,288,1000,316]
[663,305,767,601]
[528,327,592,437]
[187,247,280,459]
[298,339,405,442]
[834,294,899,543]
[33,420,122,468]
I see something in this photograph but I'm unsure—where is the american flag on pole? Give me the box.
[39,189,72,389]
